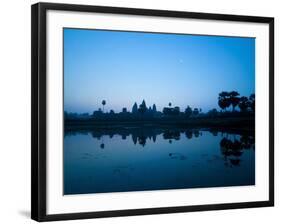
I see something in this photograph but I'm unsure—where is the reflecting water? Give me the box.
[64,127,255,195]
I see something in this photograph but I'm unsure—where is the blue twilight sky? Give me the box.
[64,28,255,114]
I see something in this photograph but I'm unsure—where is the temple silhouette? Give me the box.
[64,92,255,130]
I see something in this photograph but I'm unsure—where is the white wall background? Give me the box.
[0,0,279,223]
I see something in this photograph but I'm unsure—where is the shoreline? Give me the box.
[65,116,254,132]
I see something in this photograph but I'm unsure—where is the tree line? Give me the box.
[65,91,255,120]
[218,91,255,112]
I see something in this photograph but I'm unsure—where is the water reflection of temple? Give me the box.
[65,127,203,146]
[65,128,254,165]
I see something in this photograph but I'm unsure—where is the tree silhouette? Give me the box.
[218,100,227,111]
[168,102,172,107]
[229,91,240,111]
[102,100,106,112]
[238,96,249,112]
[218,91,231,111]
[249,94,255,112]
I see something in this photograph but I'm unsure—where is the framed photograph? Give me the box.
[31,2,274,222]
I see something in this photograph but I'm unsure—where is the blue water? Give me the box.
[64,128,255,195]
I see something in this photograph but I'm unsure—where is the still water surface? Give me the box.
[64,128,255,195]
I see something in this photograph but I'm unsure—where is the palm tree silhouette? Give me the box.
[218,91,231,112]
[249,94,255,112]
[229,91,240,111]
[238,96,249,112]
[102,100,106,112]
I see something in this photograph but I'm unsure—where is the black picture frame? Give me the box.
[31,2,274,222]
